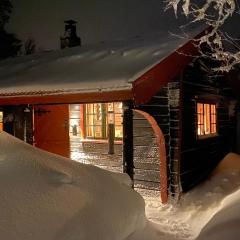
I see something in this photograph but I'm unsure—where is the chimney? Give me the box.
[60,20,81,49]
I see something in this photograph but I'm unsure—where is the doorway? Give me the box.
[69,103,123,173]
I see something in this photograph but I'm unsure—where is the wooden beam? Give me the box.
[123,101,134,184]
[0,90,133,106]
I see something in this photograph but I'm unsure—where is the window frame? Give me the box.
[196,101,217,139]
[84,103,107,139]
[84,102,123,141]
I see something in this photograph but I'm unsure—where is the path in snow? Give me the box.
[139,153,240,240]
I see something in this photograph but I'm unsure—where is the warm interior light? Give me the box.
[197,103,217,137]
[0,111,3,131]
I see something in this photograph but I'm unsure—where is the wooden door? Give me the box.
[34,105,70,158]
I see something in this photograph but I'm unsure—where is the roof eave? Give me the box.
[0,89,133,105]
[132,31,204,105]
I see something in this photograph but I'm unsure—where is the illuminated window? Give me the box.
[197,103,217,137]
[85,103,106,139]
[107,102,123,139]
[0,111,2,131]
[85,102,123,140]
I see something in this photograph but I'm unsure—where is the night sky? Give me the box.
[6,0,240,51]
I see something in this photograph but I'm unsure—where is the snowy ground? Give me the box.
[0,132,145,240]
[131,152,240,240]
[1,131,240,239]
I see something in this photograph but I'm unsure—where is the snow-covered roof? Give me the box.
[0,27,204,103]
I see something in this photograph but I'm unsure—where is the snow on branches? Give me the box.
[165,0,239,72]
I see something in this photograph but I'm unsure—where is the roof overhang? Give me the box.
[0,89,133,105]
[133,36,199,105]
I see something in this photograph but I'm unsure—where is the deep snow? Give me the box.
[141,153,240,240]
[0,131,145,240]
[1,131,240,240]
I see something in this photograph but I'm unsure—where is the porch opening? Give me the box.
[69,102,123,173]
[133,109,167,203]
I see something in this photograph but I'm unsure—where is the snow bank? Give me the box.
[196,153,240,240]
[142,152,240,240]
[196,189,240,240]
[0,131,145,240]
[2,131,240,240]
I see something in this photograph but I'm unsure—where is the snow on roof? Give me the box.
[0,27,203,98]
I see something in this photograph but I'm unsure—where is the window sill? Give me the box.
[197,133,218,140]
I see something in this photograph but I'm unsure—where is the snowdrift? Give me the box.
[196,153,240,240]
[142,152,240,240]
[0,132,145,240]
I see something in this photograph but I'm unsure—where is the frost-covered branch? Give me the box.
[166,0,240,72]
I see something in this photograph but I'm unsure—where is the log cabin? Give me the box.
[0,28,237,203]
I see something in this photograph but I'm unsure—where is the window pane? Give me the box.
[197,103,217,137]
[210,104,217,134]
[94,104,102,121]
[84,102,123,140]
[211,114,216,124]
[94,126,102,138]
[115,126,122,138]
[114,102,123,114]
[197,103,204,136]
[86,113,94,126]
[114,102,123,138]
[108,103,114,112]
[106,102,123,139]
[85,103,105,139]
[86,125,94,137]
[204,104,210,135]
[85,104,95,138]
[211,104,216,114]
[197,103,203,114]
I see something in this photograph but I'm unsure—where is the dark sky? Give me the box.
[7,0,187,50]
[6,0,240,50]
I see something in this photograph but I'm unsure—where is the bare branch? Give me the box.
[166,0,239,72]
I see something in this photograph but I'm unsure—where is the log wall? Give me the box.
[134,83,181,197]
[180,60,235,191]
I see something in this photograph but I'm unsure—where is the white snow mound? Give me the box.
[0,131,146,240]
[142,152,240,240]
[196,153,240,240]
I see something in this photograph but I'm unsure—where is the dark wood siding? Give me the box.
[180,59,236,191]
[133,111,161,192]
[134,83,181,196]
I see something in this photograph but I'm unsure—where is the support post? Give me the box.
[108,109,115,154]
[123,101,134,184]
[108,123,115,154]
